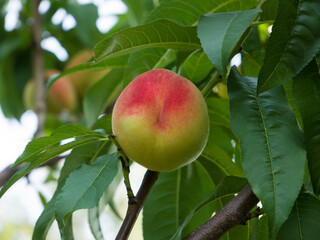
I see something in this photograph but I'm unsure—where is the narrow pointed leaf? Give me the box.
[202,98,244,177]
[258,0,320,93]
[283,80,303,129]
[181,50,214,84]
[170,176,248,240]
[228,67,306,238]
[32,141,110,239]
[56,154,118,223]
[122,48,176,87]
[293,59,320,194]
[146,0,259,26]
[198,9,261,76]
[32,192,58,240]
[94,20,201,62]
[88,206,104,240]
[0,137,104,198]
[241,50,265,77]
[13,124,105,167]
[143,162,215,240]
[47,55,128,89]
[277,193,320,239]
[257,215,269,240]
[90,115,112,136]
[260,0,278,20]
[58,217,74,240]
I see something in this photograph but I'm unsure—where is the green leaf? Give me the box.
[198,157,227,185]
[198,9,261,76]
[283,80,303,129]
[59,141,112,181]
[257,215,269,240]
[202,97,244,177]
[277,193,320,240]
[90,115,113,136]
[0,137,104,198]
[241,50,265,77]
[181,50,214,84]
[206,97,230,129]
[257,0,320,93]
[47,55,128,90]
[0,50,32,119]
[143,162,215,240]
[170,176,248,240]
[228,67,306,238]
[55,154,118,223]
[260,0,278,20]
[32,191,58,240]
[32,140,112,239]
[122,48,176,87]
[88,205,104,240]
[33,186,74,240]
[145,0,259,26]
[94,19,201,62]
[242,26,262,54]
[293,59,320,194]
[58,217,74,240]
[12,124,105,168]
[84,69,123,128]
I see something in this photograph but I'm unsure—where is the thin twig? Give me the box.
[108,135,160,239]
[184,184,259,240]
[108,134,135,200]
[0,156,63,188]
[200,70,222,98]
[32,0,46,138]
[115,170,159,240]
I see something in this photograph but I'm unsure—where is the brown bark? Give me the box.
[0,156,63,188]
[32,0,46,138]
[115,170,159,240]
[185,184,259,240]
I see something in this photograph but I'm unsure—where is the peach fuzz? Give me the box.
[112,69,209,172]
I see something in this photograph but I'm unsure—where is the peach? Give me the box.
[112,69,209,172]
[23,70,77,114]
[66,50,109,99]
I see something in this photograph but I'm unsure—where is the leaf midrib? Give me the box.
[221,14,238,72]
[60,157,112,220]
[255,93,277,220]
[201,153,230,176]
[96,41,201,62]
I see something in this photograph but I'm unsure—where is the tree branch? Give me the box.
[32,0,46,138]
[115,170,160,240]
[0,156,63,188]
[185,184,259,240]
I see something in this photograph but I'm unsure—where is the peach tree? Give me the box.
[0,0,320,239]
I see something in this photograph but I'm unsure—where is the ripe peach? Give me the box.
[112,69,209,172]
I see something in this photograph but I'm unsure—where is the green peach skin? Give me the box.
[112,69,209,172]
